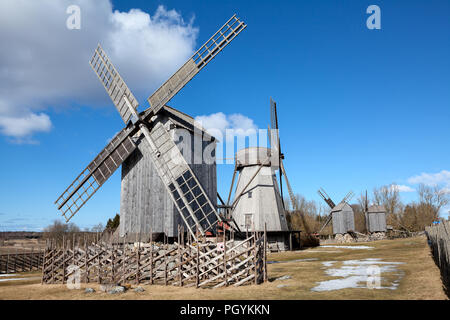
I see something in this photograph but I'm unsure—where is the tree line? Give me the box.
[42,213,120,245]
[286,183,450,236]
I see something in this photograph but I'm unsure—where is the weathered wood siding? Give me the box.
[331,203,355,235]
[120,115,217,238]
[366,212,387,233]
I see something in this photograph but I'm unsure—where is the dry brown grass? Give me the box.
[0,236,447,300]
[0,239,45,254]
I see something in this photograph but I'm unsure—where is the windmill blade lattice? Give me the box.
[147,14,246,116]
[55,125,138,221]
[89,44,140,124]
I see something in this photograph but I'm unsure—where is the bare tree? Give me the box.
[373,184,403,216]
[91,223,104,233]
[358,191,369,212]
[418,184,450,214]
[43,220,81,245]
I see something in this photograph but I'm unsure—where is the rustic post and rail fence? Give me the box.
[41,226,268,288]
[425,221,450,294]
[0,249,44,274]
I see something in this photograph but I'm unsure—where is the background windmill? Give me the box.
[54,14,247,242]
[363,191,388,236]
[269,98,316,245]
[227,98,301,251]
[318,188,355,238]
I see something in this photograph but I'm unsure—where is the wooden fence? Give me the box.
[425,221,450,293]
[0,250,44,274]
[41,231,267,288]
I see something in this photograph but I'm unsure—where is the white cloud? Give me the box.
[390,184,415,193]
[0,0,198,143]
[407,170,450,187]
[0,113,51,143]
[194,112,258,142]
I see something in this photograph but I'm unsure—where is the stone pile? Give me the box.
[334,233,355,243]
[369,232,386,241]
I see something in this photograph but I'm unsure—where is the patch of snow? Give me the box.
[267,258,318,264]
[322,261,337,267]
[275,275,292,281]
[311,259,405,292]
[321,245,374,250]
[0,276,40,282]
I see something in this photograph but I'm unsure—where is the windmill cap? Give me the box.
[367,205,387,213]
[235,147,272,167]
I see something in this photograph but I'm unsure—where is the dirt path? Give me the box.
[0,236,447,300]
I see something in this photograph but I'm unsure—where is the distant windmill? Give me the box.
[227,98,302,251]
[54,15,247,241]
[318,188,355,235]
[363,191,387,234]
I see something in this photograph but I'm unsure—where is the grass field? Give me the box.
[0,235,447,300]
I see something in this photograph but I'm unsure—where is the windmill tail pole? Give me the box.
[281,159,315,238]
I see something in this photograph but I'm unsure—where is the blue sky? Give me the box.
[0,0,449,231]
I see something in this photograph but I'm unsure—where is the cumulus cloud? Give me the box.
[0,0,198,143]
[390,184,415,193]
[0,113,51,142]
[195,112,258,141]
[407,170,450,187]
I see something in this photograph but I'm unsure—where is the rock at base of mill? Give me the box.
[108,286,126,294]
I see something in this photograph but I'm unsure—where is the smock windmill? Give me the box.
[54,15,247,241]
[318,188,355,235]
[226,98,302,251]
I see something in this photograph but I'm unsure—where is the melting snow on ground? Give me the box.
[320,245,374,250]
[268,258,318,264]
[311,258,405,292]
[0,277,40,282]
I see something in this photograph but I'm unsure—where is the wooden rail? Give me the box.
[41,229,267,288]
[426,221,450,293]
[0,250,44,274]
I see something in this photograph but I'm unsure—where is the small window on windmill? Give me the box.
[245,214,253,229]
[248,191,252,198]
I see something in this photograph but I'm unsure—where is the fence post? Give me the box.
[84,237,88,283]
[164,244,168,286]
[150,226,153,285]
[14,248,18,273]
[136,234,141,285]
[62,237,66,284]
[97,240,101,284]
[196,245,199,288]
[223,228,227,286]
[264,223,267,282]
[41,241,46,284]
[6,249,10,274]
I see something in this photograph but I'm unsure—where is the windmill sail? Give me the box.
[55,125,137,222]
[56,14,247,239]
[90,44,140,124]
[280,159,313,235]
[146,14,246,115]
[141,122,222,237]
[317,189,354,233]
[269,98,281,168]
[318,188,336,209]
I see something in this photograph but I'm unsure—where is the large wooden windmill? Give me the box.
[227,98,302,250]
[55,15,247,241]
[318,188,355,235]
